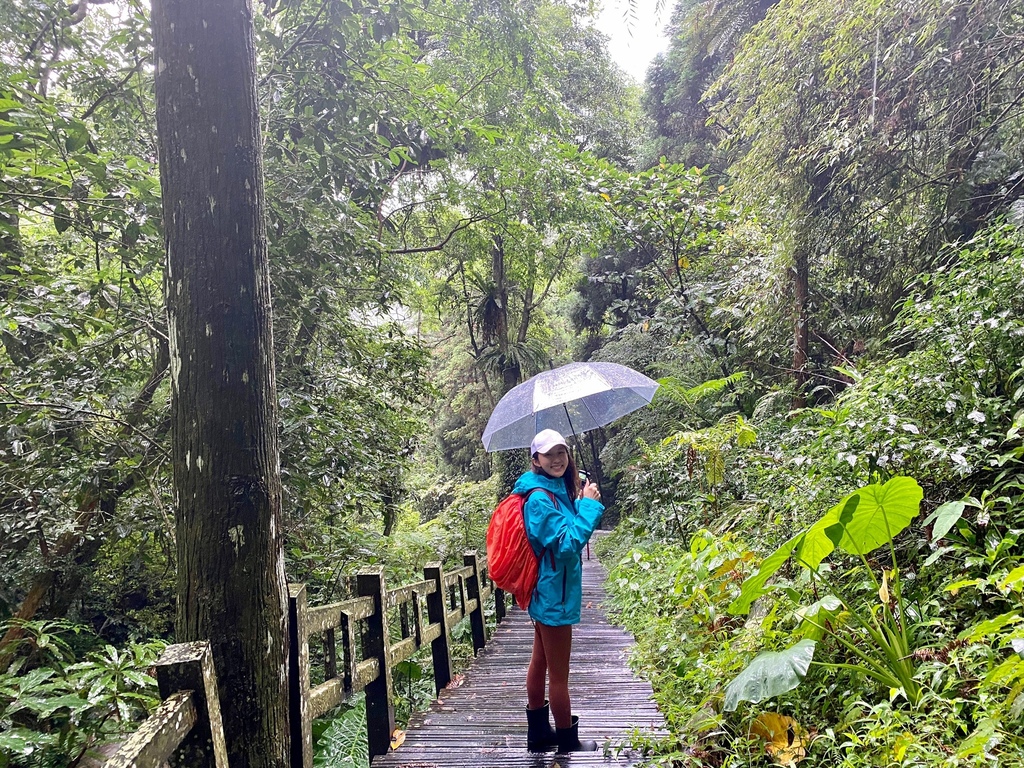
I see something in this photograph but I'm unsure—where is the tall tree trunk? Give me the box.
[791,245,810,408]
[151,1,290,766]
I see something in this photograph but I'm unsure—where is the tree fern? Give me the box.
[656,371,747,406]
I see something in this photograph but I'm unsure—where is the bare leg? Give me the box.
[526,622,547,709]
[535,623,573,728]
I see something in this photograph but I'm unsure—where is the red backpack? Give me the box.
[486,488,557,610]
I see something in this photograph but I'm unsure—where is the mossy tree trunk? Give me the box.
[151,0,290,765]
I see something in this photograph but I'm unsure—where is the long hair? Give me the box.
[532,450,581,502]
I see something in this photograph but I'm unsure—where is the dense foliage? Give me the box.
[599,226,1024,765]
[2,0,1024,764]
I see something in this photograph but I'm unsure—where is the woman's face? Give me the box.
[533,445,569,478]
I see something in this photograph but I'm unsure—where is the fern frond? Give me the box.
[655,372,747,406]
[313,696,369,768]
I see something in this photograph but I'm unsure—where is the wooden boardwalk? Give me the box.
[373,553,665,767]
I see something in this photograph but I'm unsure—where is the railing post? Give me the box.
[464,551,486,655]
[424,562,452,694]
[324,628,338,682]
[288,583,312,768]
[340,608,355,693]
[153,641,228,768]
[357,569,395,761]
[495,587,507,624]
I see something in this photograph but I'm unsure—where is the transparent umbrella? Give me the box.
[481,362,660,452]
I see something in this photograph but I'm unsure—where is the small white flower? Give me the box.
[967,410,986,424]
[944,400,957,413]
[902,424,920,434]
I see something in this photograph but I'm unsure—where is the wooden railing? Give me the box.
[104,549,506,767]
[288,550,507,766]
[104,641,228,768]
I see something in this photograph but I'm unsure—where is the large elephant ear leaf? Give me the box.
[797,494,859,569]
[728,532,805,616]
[835,477,923,556]
[724,639,817,711]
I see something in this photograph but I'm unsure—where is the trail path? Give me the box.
[373,551,665,767]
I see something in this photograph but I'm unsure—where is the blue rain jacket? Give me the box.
[513,470,604,626]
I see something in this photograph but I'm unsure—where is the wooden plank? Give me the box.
[358,570,395,760]
[288,584,312,768]
[443,566,472,584]
[310,678,346,720]
[464,551,486,654]
[387,580,435,608]
[425,564,452,694]
[390,636,417,665]
[306,596,374,634]
[421,622,441,645]
[372,551,666,768]
[153,641,228,768]
[354,657,381,689]
[104,691,196,768]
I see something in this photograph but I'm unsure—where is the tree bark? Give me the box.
[151,1,290,766]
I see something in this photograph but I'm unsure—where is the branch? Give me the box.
[386,214,488,254]
[257,0,330,88]
[526,237,574,315]
[25,0,115,58]
[453,66,504,107]
[81,56,148,120]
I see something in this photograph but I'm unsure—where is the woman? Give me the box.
[514,428,604,753]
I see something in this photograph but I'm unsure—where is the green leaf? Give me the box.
[802,478,922,564]
[64,121,90,152]
[1000,565,1024,592]
[736,421,757,447]
[957,718,1001,759]
[958,612,1023,641]
[0,727,53,756]
[728,531,805,615]
[923,500,966,543]
[313,696,369,768]
[794,595,843,641]
[393,659,422,681]
[37,693,90,718]
[824,495,860,549]
[724,639,816,711]
[54,203,72,233]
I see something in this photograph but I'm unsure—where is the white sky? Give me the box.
[593,0,671,83]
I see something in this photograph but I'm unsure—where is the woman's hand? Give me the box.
[582,480,600,501]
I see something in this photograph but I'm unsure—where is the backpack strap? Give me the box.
[522,488,558,568]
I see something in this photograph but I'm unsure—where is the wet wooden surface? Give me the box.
[373,551,665,767]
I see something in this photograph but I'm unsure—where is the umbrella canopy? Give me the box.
[482,362,659,452]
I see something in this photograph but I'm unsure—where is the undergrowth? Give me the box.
[599,226,1024,766]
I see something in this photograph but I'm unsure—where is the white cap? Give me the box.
[531,429,568,455]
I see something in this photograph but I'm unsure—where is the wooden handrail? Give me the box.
[107,550,506,768]
[104,692,196,768]
[288,549,507,766]
[103,641,227,768]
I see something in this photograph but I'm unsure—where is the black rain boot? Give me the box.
[556,715,598,753]
[526,701,557,751]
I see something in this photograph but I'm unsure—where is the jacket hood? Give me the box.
[513,470,568,498]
